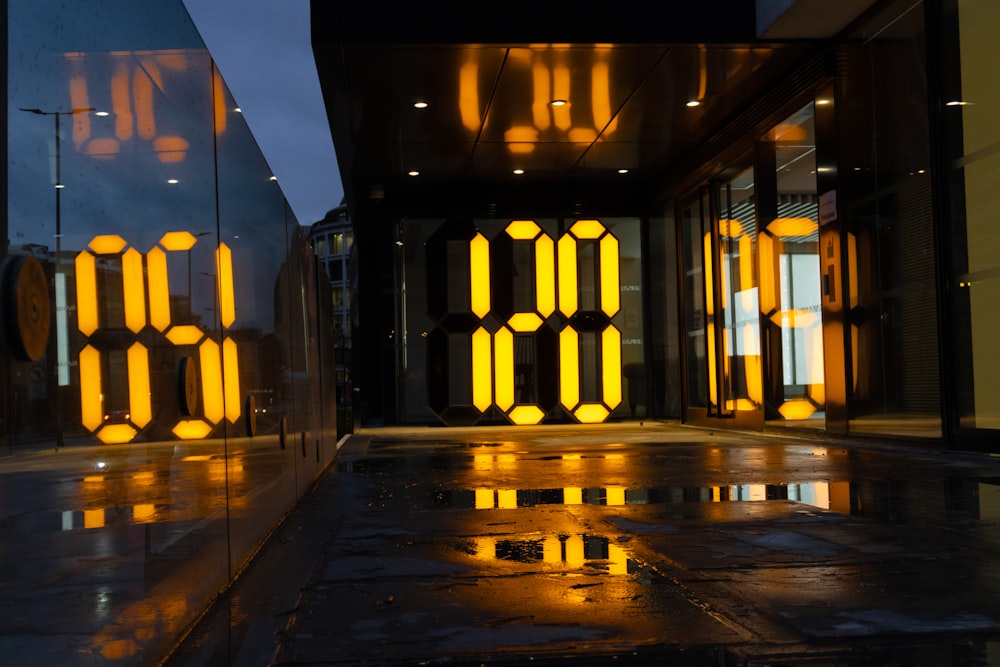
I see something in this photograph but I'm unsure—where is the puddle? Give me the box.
[463,533,641,575]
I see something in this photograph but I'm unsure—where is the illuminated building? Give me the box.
[313,0,1000,451]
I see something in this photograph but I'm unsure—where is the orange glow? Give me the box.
[84,138,120,160]
[608,543,628,574]
[848,231,858,309]
[474,488,494,509]
[563,487,583,504]
[507,312,543,332]
[569,219,605,240]
[223,337,241,422]
[559,326,580,410]
[216,243,236,328]
[602,325,622,409]
[506,220,540,240]
[133,62,157,140]
[122,247,147,333]
[575,403,610,423]
[133,504,155,523]
[759,232,776,313]
[459,59,480,131]
[497,489,518,509]
[89,234,127,255]
[79,345,103,430]
[767,217,818,238]
[199,338,224,424]
[159,230,198,250]
[112,62,133,140]
[473,326,495,412]
[75,251,99,336]
[469,233,491,319]
[703,232,714,316]
[69,75,92,148]
[552,64,572,131]
[84,509,106,530]
[567,128,597,143]
[707,322,718,406]
[719,219,744,238]
[154,136,189,163]
[606,486,626,506]
[592,57,616,134]
[172,420,213,440]
[531,59,551,130]
[599,233,620,316]
[508,405,545,425]
[146,247,170,331]
[778,398,817,420]
[96,424,138,444]
[213,69,227,135]
[494,326,514,410]
[166,325,206,346]
[535,233,556,317]
[770,123,807,142]
[558,234,578,316]
[504,126,538,154]
[564,535,585,567]
[127,343,152,427]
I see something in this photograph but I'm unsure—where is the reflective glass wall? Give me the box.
[3,2,338,663]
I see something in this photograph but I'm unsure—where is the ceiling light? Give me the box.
[234,107,242,113]
[618,169,629,174]
[54,184,65,189]
[686,100,701,108]
[816,98,832,106]
[408,170,419,176]
[95,110,109,117]
[414,101,428,109]
[549,99,568,107]
[167,179,179,184]
[269,176,277,181]
[513,169,524,175]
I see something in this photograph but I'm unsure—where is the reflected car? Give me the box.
[103,409,131,424]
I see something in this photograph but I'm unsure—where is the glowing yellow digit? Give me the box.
[556,220,623,424]
[495,220,555,425]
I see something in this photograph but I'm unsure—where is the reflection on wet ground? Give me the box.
[168,424,1000,666]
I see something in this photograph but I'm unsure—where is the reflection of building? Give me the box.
[308,204,353,403]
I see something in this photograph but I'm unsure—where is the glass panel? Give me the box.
[681,197,708,409]
[761,103,825,427]
[718,167,763,414]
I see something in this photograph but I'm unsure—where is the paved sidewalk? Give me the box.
[166,422,1000,665]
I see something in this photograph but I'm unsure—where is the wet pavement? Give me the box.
[166,422,1000,665]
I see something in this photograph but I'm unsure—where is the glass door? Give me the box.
[680,168,764,429]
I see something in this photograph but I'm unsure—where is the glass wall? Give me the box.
[399,217,643,425]
[3,2,338,663]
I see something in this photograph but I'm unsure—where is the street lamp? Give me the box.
[18,107,95,265]
[18,106,95,450]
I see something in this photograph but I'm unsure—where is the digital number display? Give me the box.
[75,232,241,444]
[427,219,622,426]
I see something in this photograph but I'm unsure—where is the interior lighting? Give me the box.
[234,107,242,113]
[167,178,179,184]
[95,110,110,116]
[54,184,65,189]
[618,169,629,174]
[413,101,429,109]
[408,170,419,176]
[946,100,970,106]
[816,98,831,106]
[513,168,525,175]
[549,99,568,107]
[686,100,701,107]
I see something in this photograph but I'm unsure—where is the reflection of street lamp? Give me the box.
[19,107,95,263]
[19,106,94,450]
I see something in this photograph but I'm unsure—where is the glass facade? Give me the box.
[3,2,338,663]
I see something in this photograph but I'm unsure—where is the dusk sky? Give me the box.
[183,0,343,226]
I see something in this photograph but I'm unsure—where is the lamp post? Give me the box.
[19,106,95,449]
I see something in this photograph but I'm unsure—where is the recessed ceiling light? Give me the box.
[54,184,65,189]
[549,99,568,107]
[816,98,832,106]
[618,168,629,174]
[408,170,420,176]
[234,107,242,113]
[686,100,701,107]
[269,176,277,181]
[414,101,429,109]
[513,169,524,175]
[167,179,179,184]
[95,110,109,117]
[946,100,971,106]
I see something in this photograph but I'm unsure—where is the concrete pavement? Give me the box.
[165,422,1000,665]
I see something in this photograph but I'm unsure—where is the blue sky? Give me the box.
[183,0,342,226]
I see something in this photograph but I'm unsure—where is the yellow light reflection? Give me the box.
[154,136,189,164]
[606,486,626,506]
[703,233,714,316]
[504,126,538,154]
[84,509,105,529]
[552,65,572,131]
[469,233,491,319]
[199,338,224,424]
[213,69,227,136]
[559,327,580,409]
[223,337,241,422]
[558,234,577,316]
[122,247,146,333]
[535,234,555,316]
[564,535,585,567]
[97,424,137,444]
[574,403,610,423]
[158,230,198,251]
[127,343,152,427]
[608,543,628,575]
[563,487,583,504]
[543,536,562,563]
[497,489,518,509]
[79,345,103,430]
[508,405,545,425]
[172,420,212,439]
[719,219,744,238]
[133,504,155,523]
[473,454,493,472]
[759,232,776,314]
[848,231,858,309]
[88,234,128,255]
[591,58,616,134]
[75,251,99,336]
[134,59,157,140]
[767,217,818,238]
[146,247,170,331]
[569,219,605,240]
[459,59,480,131]
[602,325,622,408]
[216,243,236,328]
[707,322,718,406]
[475,488,494,509]
[476,326,498,411]
[599,234,620,316]
[111,62,133,140]
[165,325,206,346]
[69,74,92,147]
[744,351,763,406]
[532,60,552,130]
